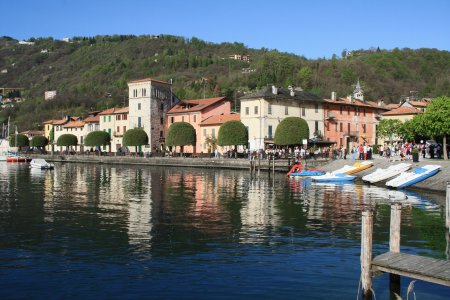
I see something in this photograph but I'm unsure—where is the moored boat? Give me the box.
[362,163,411,183]
[385,164,441,189]
[6,156,32,163]
[311,172,355,182]
[332,161,373,175]
[287,163,325,177]
[30,159,55,169]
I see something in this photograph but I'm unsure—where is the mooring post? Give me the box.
[389,203,402,297]
[272,156,275,176]
[361,210,373,299]
[258,156,261,177]
[446,182,450,231]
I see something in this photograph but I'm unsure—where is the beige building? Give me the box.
[127,78,180,153]
[379,105,422,144]
[59,120,86,152]
[199,113,240,154]
[240,85,324,150]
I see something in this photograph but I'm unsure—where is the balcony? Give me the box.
[346,131,359,137]
[113,131,123,137]
[326,112,337,120]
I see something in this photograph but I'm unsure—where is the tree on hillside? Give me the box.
[84,131,111,153]
[274,117,309,146]
[122,128,148,154]
[9,133,29,151]
[218,120,248,157]
[57,134,78,153]
[165,122,196,155]
[30,135,49,153]
[377,119,403,145]
[419,96,450,160]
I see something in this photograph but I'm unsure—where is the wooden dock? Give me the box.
[372,252,450,287]
[360,182,450,299]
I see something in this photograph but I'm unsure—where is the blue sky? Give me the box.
[2,0,449,58]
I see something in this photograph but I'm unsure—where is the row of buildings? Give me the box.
[40,78,428,154]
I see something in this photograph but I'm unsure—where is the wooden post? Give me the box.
[389,203,402,297]
[250,160,253,177]
[446,182,450,230]
[272,156,275,176]
[361,210,373,299]
[258,156,261,177]
[390,203,402,253]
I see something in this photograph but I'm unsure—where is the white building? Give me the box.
[240,85,324,150]
[44,90,57,100]
[127,78,180,153]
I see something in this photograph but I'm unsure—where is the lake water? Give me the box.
[0,162,448,299]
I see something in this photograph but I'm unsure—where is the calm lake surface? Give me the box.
[0,162,448,299]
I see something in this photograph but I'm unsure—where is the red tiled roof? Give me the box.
[382,106,422,116]
[128,77,170,85]
[43,119,58,124]
[167,97,229,114]
[324,98,386,109]
[52,119,69,125]
[407,101,427,107]
[98,107,129,115]
[83,115,100,123]
[200,114,240,126]
[386,103,400,109]
[64,121,85,128]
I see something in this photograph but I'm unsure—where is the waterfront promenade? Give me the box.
[30,153,450,193]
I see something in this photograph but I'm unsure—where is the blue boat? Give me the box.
[385,164,441,189]
[289,169,325,177]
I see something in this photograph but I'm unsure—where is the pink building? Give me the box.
[166,97,231,153]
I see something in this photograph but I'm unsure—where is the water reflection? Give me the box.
[0,163,447,299]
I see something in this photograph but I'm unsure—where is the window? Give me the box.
[212,128,215,138]
[108,116,111,122]
[160,103,164,111]
[138,117,141,128]
[123,126,126,133]
[335,123,338,131]
[182,116,184,122]
[133,89,138,97]
[363,124,366,133]
[117,126,120,133]
[160,131,163,138]
[103,116,106,122]
[268,104,272,115]
[340,106,343,115]
[268,125,273,138]
[123,114,127,120]
[254,106,258,115]
[80,136,83,144]
[315,104,319,113]
[245,107,249,115]
[194,115,196,123]
[160,117,163,125]
[315,121,319,132]
[348,123,350,132]
[203,129,206,137]
[138,103,141,110]
[108,128,111,137]
[355,107,359,116]
[142,88,146,97]
[285,105,288,115]
[171,117,174,124]
[301,107,305,116]
[363,109,366,116]
[348,107,350,115]
[340,123,343,132]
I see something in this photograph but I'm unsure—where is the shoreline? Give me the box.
[30,154,449,193]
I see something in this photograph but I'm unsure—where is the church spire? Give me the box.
[353,80,364,101]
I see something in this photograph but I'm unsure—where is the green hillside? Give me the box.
[0,34,449,131]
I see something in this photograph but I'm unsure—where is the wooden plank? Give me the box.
[372,252,450,287]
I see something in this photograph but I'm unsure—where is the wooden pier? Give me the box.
[360,182,450,298]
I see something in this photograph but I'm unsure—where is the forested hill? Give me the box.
[0,34,449,131]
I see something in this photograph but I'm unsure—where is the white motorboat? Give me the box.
[331,161,373,175]
[385,165,440,189]
[362,163,411,183]
[30,159,55,169]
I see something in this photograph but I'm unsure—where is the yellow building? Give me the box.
[199,113,240,155]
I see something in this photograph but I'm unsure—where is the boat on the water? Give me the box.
[311,172,355,182]
[385,164,441,189]
[362,163,411,183]
[332,161,373,175]
[6,156,32,163]
[30,159,54,169]
[287,164,325,177]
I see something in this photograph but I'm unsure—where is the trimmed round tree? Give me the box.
[218,120,248,156]
[166,122,196,154]
[57,134,78,152]
[9,133,29,151]
[31,135,49,152]
[123,128,149,154]
[85,131,111,149]
[274,117,309,146]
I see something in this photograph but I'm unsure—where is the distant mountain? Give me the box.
[0,34,449,131]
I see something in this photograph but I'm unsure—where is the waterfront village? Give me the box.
[0,78,444,160]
